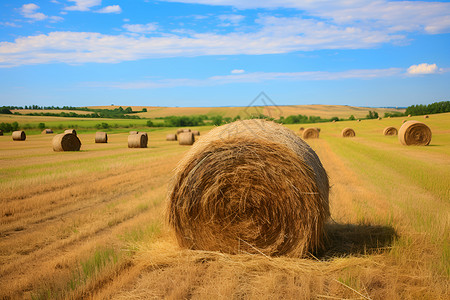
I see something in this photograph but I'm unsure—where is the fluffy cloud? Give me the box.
[123,23,158,34]
[65,0,101,11]
[231,69,245,74]
[218,14,245,26]
[407,63,442,75]
[20,3,63,22]
[95,5,122,14]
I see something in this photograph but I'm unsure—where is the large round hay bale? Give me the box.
[178,132,195,145]
[383,126,398,136]
[12,131,26,141]
[129,131,139,135]
[342,128,355,137]
[42,129,53,134]
[128,133,147,148]
[52,133,81,151]
[95,132,108,143]
[167,119,330,257]
[64,129,77,136]
[192,130,200,136]
[302,127,319,139]
[166,134,177,141]
[399,121,432,146]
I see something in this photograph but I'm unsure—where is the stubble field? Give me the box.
[0,113,449,299]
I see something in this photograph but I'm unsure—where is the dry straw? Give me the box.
[383,126,398,136]
[128,132,147,148]
[95,132,108,143]
[167,119,330,257]
[399,120,432,146]
[178,132,195,145]
[12,131,26,141]
[302,127,320,139]
[52,133,81,151]
[42,129,53,134]
[166,134,177,141]
[64,129,77,136]
[341,128,355,137]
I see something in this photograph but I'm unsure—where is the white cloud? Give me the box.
[407,63,442,75]
[65,0,101,11]
[20,3,63,22]
[218,14,245,26]
[0,22,22,28]
[123,23,158,34]
[231,69,245,74]
[95,5,122,14]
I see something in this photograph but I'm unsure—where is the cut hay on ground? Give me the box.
[128,133,148,148]
[167,119,330,257]
[12,131,26,141]
[64,129,77,135]
[178,132,195,145]
[192,130,200,136]
[302,127,319,139]
[399,121,432,146]
[42,129,53,134]
[52,133,81,151]
[95,132,108,143]
[166,134,177,141]
[383,126,398,136]
[342,128,355,137]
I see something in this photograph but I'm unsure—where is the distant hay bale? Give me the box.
[0,129,3,136]
[383,126,398,136]
[128,132,148,148]
[302,127,319,139]
[332,120,336,123]
[399,121,432,146]
[424,115,429,118]
[177,128,191,134]
[192,130,200,136]
[178,132,195,145]
[341,128,355,137]
[357,119,361,122]
[52,133,81,151]
[129,131,139,135]
[299,127,304,132]
[407,114,411,117]
[95,132,108,143]
[167,119,330,257]
[166,134,177,141]
[42,129,53,134]
[64,129,77,136]
[12,131,26,141]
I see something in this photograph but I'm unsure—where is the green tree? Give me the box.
[38,123,46,130]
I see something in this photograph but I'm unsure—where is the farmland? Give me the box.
[0,110,449,299]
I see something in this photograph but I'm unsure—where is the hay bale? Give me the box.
[177,128,191,134]
[167,119,330,257]
[52,133,81,151]
[95,132,108,143]
[178,132,195,145]
[383,126,398,136]
[192,130,200,136]
[341,128,355,137]
[299,127,304,132]
[357,119,361,122]
[129,131,139,135]
[399,121,432,146]
[424,115,429,118]
[166,134,177,141]
[0,129,3,136]
[42,129,53,134]
[128,132,147,148]
[12,131,26,141]
[302,127,319,139]
[64,129,77,136]
[408,114,411,117]
[140,132,148,145]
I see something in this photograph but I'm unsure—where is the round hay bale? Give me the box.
[299,127,304,132]
[302,127,319,139]
[357,119,361,122]
[408,114,411,117]
[140,132,148,145]
[383,126,398,136]
[128,133,147,148]
[52,133,81,151]
[64,129,77,136]
[192,130,200,136]
[177,128,191,134]
[167,120,329,257]
[424,115,429,118]
[341,128,355,137]
[399,121,431,146]
[0,129,3,136]
[42,129,53,134]
[178,132,195,145]
[129,131,139,135]
[95,132,108,143]
[12,131,26,141]
[332,120,336,123]
[166,134,177,141]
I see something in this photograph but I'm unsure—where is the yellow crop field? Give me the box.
[0,113,448,299]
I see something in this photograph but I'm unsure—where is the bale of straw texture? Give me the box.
[192,130,200,136]
[52,133,81,151]
[129,131,139,135]
[128,133,147,148]
[166,134,177,141]
[302,127,319,139]
[64,129,77,136]
[42,129,53,134]
[383,126,398,136]
[12,131,26,141]
[95,132,108,143]
[167,119,330,257]
[177,128,191,134]
[341,128,355,137]
[424,115,429,118]
[140,132,149,145]
[178,132,195,145]
[399,121,432,146]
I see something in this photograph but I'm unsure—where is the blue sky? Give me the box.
[1,0,449,108]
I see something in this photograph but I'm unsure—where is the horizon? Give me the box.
[1,1,449,108]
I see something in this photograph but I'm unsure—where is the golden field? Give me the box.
[0,111,448,299]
